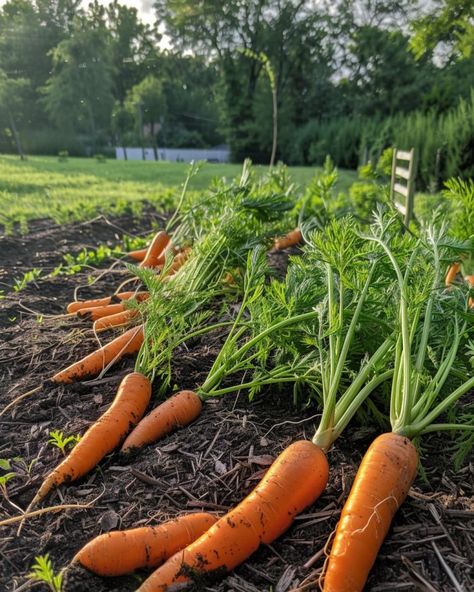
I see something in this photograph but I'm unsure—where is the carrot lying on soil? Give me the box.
[121,390,202,454]
[128,247,147,261]
[445,261,461,287]
[77,302,127,320]
[136,440,329,592]
[67,291,148,314]
[52,324,144,383]
[28,372,151,508]
[321,433,418,592]
[274,228,302,250]
[139,231,170,268]
[73,512,217,576]
[93,309,138,332]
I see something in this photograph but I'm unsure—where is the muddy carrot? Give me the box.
[67,292,148,314]
[73,513,217,576]
[121,390,202,454]
[93,309,138,332]
[136,440,328,591]
[29,373,151,508]
[52,324,144,383]
[274,228,302,250]
[139,231,170,268]
[322,433,418,592]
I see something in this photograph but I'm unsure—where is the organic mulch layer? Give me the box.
[1,215,473,592]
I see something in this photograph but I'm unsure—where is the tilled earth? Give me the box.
[0,213,473,592]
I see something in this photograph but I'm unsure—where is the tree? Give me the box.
[42,14,115,148]
[410,0,474,61]
[0,69,29,158]
[111,101,135,159]
[88,0,159,102]
[126,75,167,159]
[0,0,81,128]
[154,0,332,162]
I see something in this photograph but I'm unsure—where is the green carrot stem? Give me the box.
[402,376,474,437]
[200,309,318,393]
[420,423,474,435]
[329,369,394,444]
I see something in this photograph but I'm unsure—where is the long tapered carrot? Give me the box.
[93,309,138,332]
[121,390,202,454]
[73,513,217,576]
[29,372,151,508]
[67,291,148,314]
[445,262,461,287]
[77,302,127,320]
[52,324,144,384]
[322,432,418,592]
[274,228,302,250]
[139,231,170,268]
[136,440,329,592]
[129,247,148,261]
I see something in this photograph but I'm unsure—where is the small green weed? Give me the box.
[12,268,42,292]
[0,458,17,491]
[48,430,81,455]
[28,554,63,592]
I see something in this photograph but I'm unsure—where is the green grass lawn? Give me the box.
[0,155,357,233]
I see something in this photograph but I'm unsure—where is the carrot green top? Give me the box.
[363,214,473,441]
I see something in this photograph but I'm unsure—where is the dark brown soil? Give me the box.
[0,215,472,592]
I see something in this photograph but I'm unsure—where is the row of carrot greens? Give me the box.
[3,160,473,592]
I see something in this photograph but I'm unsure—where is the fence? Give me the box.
[115,146,230,163]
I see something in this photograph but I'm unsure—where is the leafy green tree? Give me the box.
[154,0,333,161]
[88,0,159,102]
[410,0,474,61]
[126,75,167,159]
[111,101,135,159]
[0,69,29,158]
[42,14,115,148]
[0,0,81,127]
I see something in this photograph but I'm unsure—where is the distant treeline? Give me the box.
[0,1,473,187]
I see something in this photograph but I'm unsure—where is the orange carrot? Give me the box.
[29,372,151,508]
[77,303,126,320]
[161,247,191,280]
[67,291,148,314]
[136,440,329,592]
[52,324,144,384]
[139,231,170,268]
[73,513,217,576]
[121,390,202,454]
[274,228,302,250]
[93,309,138,332]
[322,433,418,592]
[445,262,461,287]
[128,247,147,261]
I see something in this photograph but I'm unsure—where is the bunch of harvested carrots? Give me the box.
[3,164,473,592]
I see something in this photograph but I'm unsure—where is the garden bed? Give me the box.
[0,215,472,592]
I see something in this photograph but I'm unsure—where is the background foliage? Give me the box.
[0,0,473,188]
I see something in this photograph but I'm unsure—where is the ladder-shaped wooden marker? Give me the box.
[390,148,416,226]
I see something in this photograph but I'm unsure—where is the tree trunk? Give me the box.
[270,85,278,168]
[8,111,26,160]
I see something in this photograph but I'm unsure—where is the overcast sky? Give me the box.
[0,0,156,24]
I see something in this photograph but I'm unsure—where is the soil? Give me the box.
[0,214,473,592]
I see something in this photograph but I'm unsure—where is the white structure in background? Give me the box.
[115,145,230,163]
